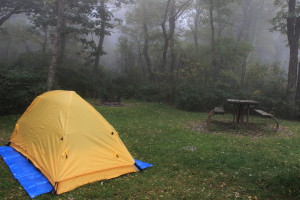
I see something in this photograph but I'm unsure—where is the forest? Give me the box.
[0,0,299,119]
[2,1,300,199]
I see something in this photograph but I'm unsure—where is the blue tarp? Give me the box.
[0,146,53,198]
[134,159,154,170]
[0,146,153,198]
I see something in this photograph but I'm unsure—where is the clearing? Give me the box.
[1,101,300,200]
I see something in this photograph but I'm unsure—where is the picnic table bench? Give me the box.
[206,101,279,132]
[207,106,225,123]
[253,109,279,131]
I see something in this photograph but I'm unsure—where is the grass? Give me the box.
[1,101,300,199]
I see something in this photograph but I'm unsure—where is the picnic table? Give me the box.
[227,99,259,123]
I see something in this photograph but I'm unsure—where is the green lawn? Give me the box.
[1,101,300,200]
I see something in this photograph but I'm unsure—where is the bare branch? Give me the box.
[174,0,193,20]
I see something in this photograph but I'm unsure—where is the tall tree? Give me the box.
[118,0,162,76]
[92,0,113,73]
[286,0,300,104]
[204,0,237,79]
[272,0,300,105]
[161,0,171,73]
[47,0,65,91]
[291,1,300,106]
[169,0,176,73]
[208,0,217,78]
[161,0,192,73]
[141,0,153,76]
[193,4,201,49]
[236,0,265,86]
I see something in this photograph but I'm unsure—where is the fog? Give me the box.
[98,7,127,69]
[2,0,300,118]
[0,0,293,71]
[100,1,290,70]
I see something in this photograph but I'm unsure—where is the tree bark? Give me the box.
[237,0,251,86]
[209,0,217,79]
[42,25,48,55]
[47,0,65,91]
[142,1,152,76]
[160,0,190,73]
[288,42,299,103]
[193,7,200,49]
[58,13,66,64]
[169,0,176,73]
[93,0,106,74]
[286,0,300,105]
[161,0,171,73]
[216,6,222,40]
[138,43,146,77]
[161,24,169,73]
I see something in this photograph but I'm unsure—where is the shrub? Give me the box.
[0,52,47,115]
[0,69,46,115]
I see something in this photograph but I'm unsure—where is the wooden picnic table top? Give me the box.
[227,99,259,105]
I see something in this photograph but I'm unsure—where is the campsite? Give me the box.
[1,0,300,199]
[1,101,300,199]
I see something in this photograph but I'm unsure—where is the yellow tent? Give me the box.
[10,90,138,194]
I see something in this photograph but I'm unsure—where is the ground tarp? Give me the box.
[0,146,153,198]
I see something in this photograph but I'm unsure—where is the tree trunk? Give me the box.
[209,0,217,78]
[169,0,176,73]
[58,14,66,64]
[47,0,65,91]
[93,0,106,74]
[289,42,299,102]
[142,1,152,77]
[295,59,300,106]
[138,43,146,77]
[93,33,105,73]
[216,6,222,40]
[42,25,48,55]
[193,7,200,49]
[161,0,171,73]
[160,0,190,73]
[161,39,168,73]
[238,0,251,85]
[286,0,300,105]
[240,1,264,86]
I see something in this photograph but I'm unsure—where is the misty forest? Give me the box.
[4,1,300,200]
[0,0,300,118]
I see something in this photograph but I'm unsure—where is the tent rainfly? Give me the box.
[9,90,139,194]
